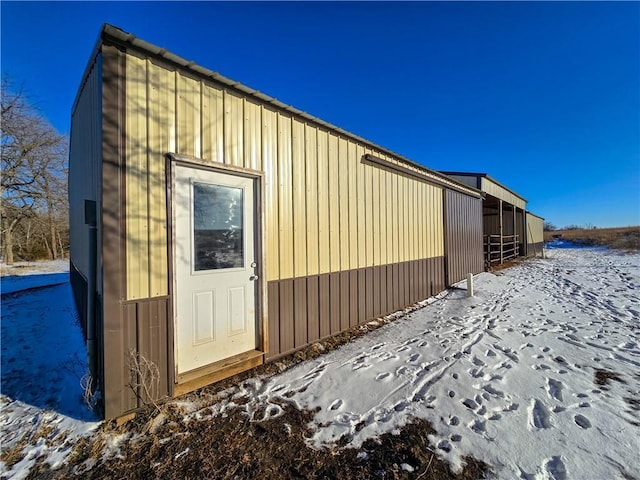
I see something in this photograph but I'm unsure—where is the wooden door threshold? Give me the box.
[174,350,264,397]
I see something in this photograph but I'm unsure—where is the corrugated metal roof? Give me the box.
[75,23,481,197]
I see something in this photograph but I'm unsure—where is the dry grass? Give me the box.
[544,226,640,251]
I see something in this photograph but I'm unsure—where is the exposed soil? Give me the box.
[41,400,488,480]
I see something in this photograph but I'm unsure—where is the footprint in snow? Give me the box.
[329,399,343,411]
[407,353,421,363]
[542,456,567,480]
[574,414,592,429]
[375,372,391,381]
[462,398,478,410]
[529,399,552,429]
[546,378,564,402]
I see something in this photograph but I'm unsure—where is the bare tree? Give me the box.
[1,76,68,263]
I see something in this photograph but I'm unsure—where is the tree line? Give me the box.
[1,77,69,264]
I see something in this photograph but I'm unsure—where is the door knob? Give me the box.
[250,274,259,281]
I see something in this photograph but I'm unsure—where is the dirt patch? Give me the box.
[594,369,626,388]
[45,400,488,480]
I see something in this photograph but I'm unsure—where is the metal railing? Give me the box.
[484,234,520,265]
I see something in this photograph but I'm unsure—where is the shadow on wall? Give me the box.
[0,274,96,421]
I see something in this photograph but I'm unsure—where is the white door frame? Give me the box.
[166,154,267,383]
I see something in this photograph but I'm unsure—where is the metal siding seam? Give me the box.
[279,279,294,353]
[292,119,307,278]
[356,144,366,269]
[263,108,279,281]
[278,114,293,279]
[372,164,380,266]
[267,282,280,358]
[328,134,340,272]
[293,277,308,348]
[379,265,387,315]
[317,130,330,274]
[365,149,373,267]
[338,138,350,271]
[358,268,367,324]
[329,272,341,334]
[307,275,320,343]
[348,141,359,270]
[340,271,350,331]
[319,273,331,338]
[305,125,319,276]
[365,267,374,320]
[349,270,358,327]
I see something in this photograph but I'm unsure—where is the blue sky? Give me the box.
[2,1,638,228]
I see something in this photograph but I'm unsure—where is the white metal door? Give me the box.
[174,165,257,374]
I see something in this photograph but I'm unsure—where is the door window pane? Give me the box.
[193,182,244,270]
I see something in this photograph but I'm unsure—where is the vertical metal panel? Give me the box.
[373,266,381,317]
[445,189,484,285]
[365,267,374,320]
[385,167,393,264]
[372,161,381,266]
[358,268,367,324]
[201,83,224,163]
[390,172,398,264]
[329,273,341,334]
[134,298,170,403]
[292,119,307,277]
[409,180,416,261]
[418,182,425,260]
[318,273,331,338]
[307,275,320,343]
[244,100,262,171]
[147,61,173,297]
[267,282,280,359]
[365,151,374,267]
[317,130,330,274]
[102,44,128,419]
[328,134,340,272]
[379,265,387,315]
[338,138,350,271]
[305,125,319,276]
[392,263,400,311]
[340,271,350,331]
[69,54,102,289]
[224,91,244,167]
[278,114,294,279]
[125,54,149,300]
[356,144,367,269]
[177,73,201,158]
[279,279,294,353]
[386,265,393,314]
[526,213,544,245]
[124,304,139,410]
[293,278,308,348]
[263,107,279,281]
[349,270,358,327]
[348,142,359,270]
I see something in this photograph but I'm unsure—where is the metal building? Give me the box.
[439,172,544,266]
[71,25,498,418]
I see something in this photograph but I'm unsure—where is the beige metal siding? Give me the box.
[123,52,448,300]
[69,54,102,287]
[482,177,526,210]
[526,213,544,245]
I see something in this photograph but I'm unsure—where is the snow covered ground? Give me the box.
[194,244,640,480]
[1,246,638,479]
[0,262,100,480]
